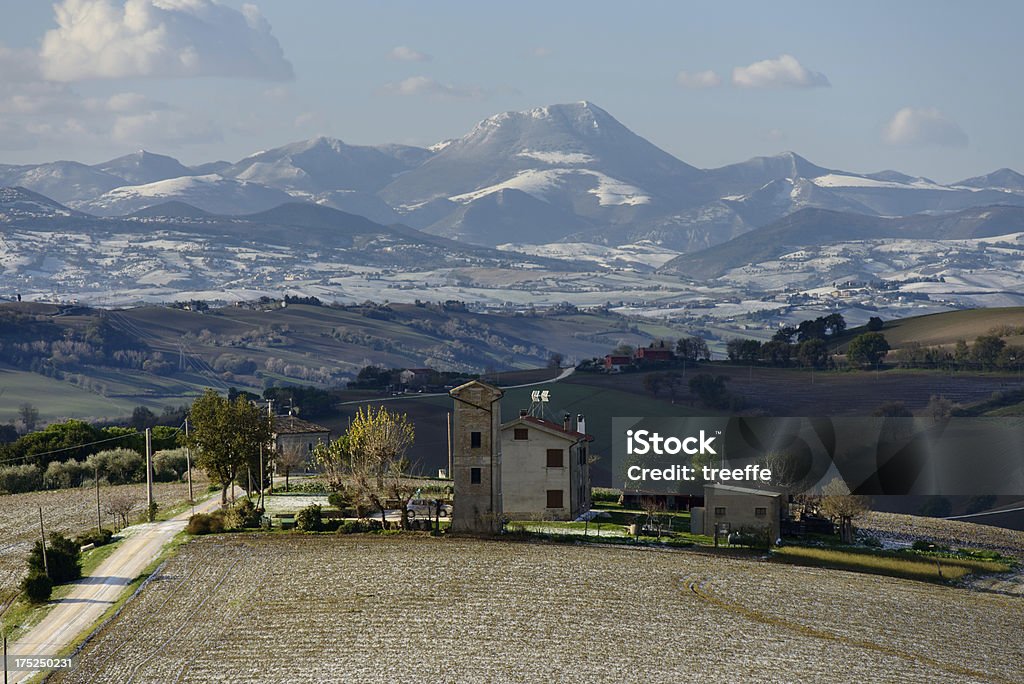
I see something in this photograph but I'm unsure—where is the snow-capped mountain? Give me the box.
[0,161,127,203]
[72,174,294,217]
[2,101,1024,254]
[222,136,432,194]
[93,150,197,186]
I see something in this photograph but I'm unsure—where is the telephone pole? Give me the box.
[38,506,48,576]
[145,427,153,518]
[95,462,102,532]
[184,418,194,516]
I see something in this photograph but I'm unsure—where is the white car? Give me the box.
[407,499,452,518]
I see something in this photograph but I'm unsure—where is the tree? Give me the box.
[797,338,829,369]
[688,374,731,409]
[129,406,158,431]
[866,316,884,332]
[278,442,307,491]
[105,490,138,529]
[28,533,81,584]
[971,335,1006,369]
[818,477,869,543]
[186,390,271,505]
[547,351,565,369]
[925,395,955,423]
[18,402,39,433]
[346,406,416,529]
[847,332,890,368]
[676,336,710,362]
[726,338,761,363]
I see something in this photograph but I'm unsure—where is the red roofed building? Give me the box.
[635,343,675,363]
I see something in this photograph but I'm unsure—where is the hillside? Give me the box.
[837,307,1024,350]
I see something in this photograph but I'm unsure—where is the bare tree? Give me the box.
[639,496,666,538]
[105,491,139,530]
[18,402,39,433]
[818,477,869,543]
[926,394,956,424]
[278,443,307,491]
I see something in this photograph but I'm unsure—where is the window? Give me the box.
[546,448,564,468]
[470,431,481,448]
[714,506,726,516]
[546,490,564,508]
[755,507,767,518]
[513,428,529,440]
[470,467,481,484]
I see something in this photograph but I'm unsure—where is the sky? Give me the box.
[0,0,1021,183]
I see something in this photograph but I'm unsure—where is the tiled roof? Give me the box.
[272,415,331,435]
[502,414,593,442]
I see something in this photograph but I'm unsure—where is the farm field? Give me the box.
[53,535,1024,683]
[0,478,207,605]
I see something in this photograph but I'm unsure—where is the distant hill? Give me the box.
[660,205,1024,279]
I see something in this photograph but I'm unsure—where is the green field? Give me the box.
[843,307,1024,350]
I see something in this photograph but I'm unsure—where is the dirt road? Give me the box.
[5,496,218,683]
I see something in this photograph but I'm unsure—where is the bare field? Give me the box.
[0,478,207,604]
[53,535,1023,683]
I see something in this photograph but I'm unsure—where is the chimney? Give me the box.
[520,408,528,418]
[576,414,586,436]
[563,413,571,432]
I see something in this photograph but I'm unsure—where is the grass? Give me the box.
[771,545,1013,583]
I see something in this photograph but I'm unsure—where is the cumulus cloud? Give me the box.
[388,45,431,62]
[380,76,482,99]
[40,0,294,81]
[675,69,721,89]
[883,107,968,147]
[732,54,829,88]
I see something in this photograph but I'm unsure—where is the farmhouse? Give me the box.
[501,411,593,520]
[603,354,632,371]
[691,483,783,542]
[272,415,331,467]
[635,342,675,363]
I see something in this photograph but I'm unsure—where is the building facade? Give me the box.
[500,412,593,520]
[449,380,505,534]
[691,483,782,542]
[272,415,331,468]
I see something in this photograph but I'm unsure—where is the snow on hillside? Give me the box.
[449,169,650,206]
[73,175,293,216]
[811,174,953,191]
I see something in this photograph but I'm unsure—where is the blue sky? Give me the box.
[0,0,1020,182]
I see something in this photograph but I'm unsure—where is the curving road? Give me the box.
[5,496,219,683]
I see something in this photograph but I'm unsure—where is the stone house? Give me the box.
[691,483,782,542]
[272,415,331,468]
[500,411,593,520]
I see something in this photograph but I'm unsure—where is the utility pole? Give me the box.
[145,427,153,518]
[38,506,48,576]
[184,418,194,516]
[95,462,102,532]
[446,412,452,479]
[258,444,265,510]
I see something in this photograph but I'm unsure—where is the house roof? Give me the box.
[501,414,593,442]
[272,415,331,435]
[704,483,782,498]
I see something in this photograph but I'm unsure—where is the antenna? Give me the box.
[529,390,550,418]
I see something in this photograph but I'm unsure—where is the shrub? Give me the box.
[337,520,371,534]
[296,504,323,532]
[153,448,189,482]
[22,571,53,603]
[591,488,620,503]
[912,540,949,552]
[28,533,82,584]
[233,498,264,528]
[186,512,226,535]
[43,458,90,489]
[327,491,350,511]
[0,464,43,494]
[86,448,144,485]
[74,528,114,548]
[861,536,882,548]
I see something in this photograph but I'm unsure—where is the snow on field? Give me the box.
[496,241,680,269]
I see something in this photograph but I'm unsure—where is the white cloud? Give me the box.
[675,69,721,89]
[111,109,220,146]
[380,76,482,99]
[883,107,968,147]
[388,45,431,62]
[732,54,829,88]
[40,0,293,81]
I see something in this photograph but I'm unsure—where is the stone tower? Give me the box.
[449,380,504,534]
